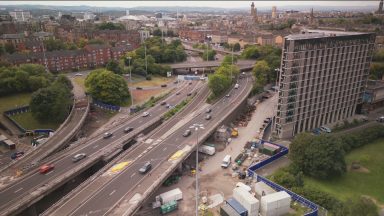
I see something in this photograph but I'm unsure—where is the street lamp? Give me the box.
[189,123,205,216]
[127,56,133,106]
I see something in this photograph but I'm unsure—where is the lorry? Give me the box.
[198,145,215,155]
[158,188,183,204]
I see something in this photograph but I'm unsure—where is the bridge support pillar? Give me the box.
[177,163,183,173]
[26,205,38,216]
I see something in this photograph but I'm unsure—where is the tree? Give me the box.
[152,28,162,36]
[289,133,346,179]
[233,43,241,52]
[242,45,260,59]
[338,197,378,216]
[202,50,216,61]
[44,38,66,51]
[4,42,15,54]
[252,60,270,86]
[222,55,238,66]
[97,22,124,30]
[208,73,231,97]
[85,69,130,105]
[30,82,72,123]
[55,74,73,90]
[0,44,5,55]
[106,60,123,74]
[370,63,384,80]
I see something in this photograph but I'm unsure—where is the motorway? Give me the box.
[50,74,251,216]
[0,80,202,215]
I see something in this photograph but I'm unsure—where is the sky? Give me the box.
[0,1,379,9]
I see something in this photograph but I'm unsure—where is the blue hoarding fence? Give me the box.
[247,140,319,216]
[93,99,120,112]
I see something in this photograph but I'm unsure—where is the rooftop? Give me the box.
[286,29,373,40]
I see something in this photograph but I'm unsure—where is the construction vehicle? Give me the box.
[231,128,239,138]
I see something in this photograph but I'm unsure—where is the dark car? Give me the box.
[312,128,322,135]
[183,129,192,137]
[136,87,143,90]
[176,92,181,95]
[187,93,192,96]
[72,153,86,162]
[103,132,113,139]
[11,151,24,160]
[160,101,166,106]
[124,127,134,133]
[161,84,167,87]
[189,82,192,85]
[205,114,212,120]
[139,161,152,174]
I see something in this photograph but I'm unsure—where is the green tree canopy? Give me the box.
[252,60,270,86]
[208,73,231,97]
[97,22,124,30]
[202,49,216,61]
[106,60,123,74]
[289,133,347,179]
[85,69,130,105]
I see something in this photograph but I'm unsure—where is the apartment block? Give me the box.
[276,30,376,138]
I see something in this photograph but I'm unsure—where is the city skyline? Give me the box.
[0,1,379,9]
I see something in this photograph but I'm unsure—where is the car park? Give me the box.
[183,130,192,137]
[103,132,113,139]
[124,127,134,133]
[320,126,332,133]
[72,153,86,162]
[39,164,54,174]
[142,112,150,117]
[205,114,212,120]
[10,151,24,160]
[139,161,152,174]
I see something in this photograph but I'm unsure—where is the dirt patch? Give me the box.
[80,107,117,137]
[130,76,174,88]
[131,89,170,105]
[348,165,370,173]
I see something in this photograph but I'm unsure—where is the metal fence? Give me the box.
[247,140,319,216]
[93,99,120,112]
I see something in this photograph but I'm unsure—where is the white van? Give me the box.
[234,83,239,89]
[221,155,231,168]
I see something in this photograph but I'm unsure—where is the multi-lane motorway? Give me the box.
[46,75,251,216]
[0,80,203,215]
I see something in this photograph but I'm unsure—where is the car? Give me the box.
[234,83,239,89]
[166,104,173,109]
[226,94,230,97]
[242,72,245,75]
[189,82,192,85]
[174,80,179,84]
[75,73,83,76]
[312,128,322,135]
[319,126,332,133]
[72,153,86,162]
[205,114,212,120]
[187,93,192,96]
[377,116,384,123]
[176,92,181,95]
[160,101,167,106]
[139,161,152,174]
[124,127,134,133]
[183,129,192,137]
[39,164,54,174]
[161,84,167,87]
[142,112,150,117]
[103,132,113,139]
[206,108,212,113]
[136,87,143,90]
[10,151,24,160]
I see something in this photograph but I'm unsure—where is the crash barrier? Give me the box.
[248,140,318,216]
[93,99,120,112]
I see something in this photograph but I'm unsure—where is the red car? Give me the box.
[39,164,54,174]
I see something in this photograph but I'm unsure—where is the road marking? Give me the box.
[93,145,99,149]
[109,190,116,196]
[163,147,167,151]
[46,171,54,175]
[131,173,136,178]
[14,188,23,193]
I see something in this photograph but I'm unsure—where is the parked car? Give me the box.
[139,161,152,174]
[39,164,54,174]
[320,126,332,133]
[124,127,134,133]
[103,132,113,139]
[142,112,150,117]
[160,101,167,106]
[377,116,384,123]
[205,114,212,120]
[183,130,192,137]
[161,84,167,87]
[136,87,143,90]
[72,153,86,162]
[312,128,322,135]
[10,151,24,160]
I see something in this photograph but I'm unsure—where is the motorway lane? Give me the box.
[0,80,201,213]
[68,76,250,216]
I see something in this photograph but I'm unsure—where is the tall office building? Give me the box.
[276,30,376,138]
[9,10,31,22]
[272,6,277,19]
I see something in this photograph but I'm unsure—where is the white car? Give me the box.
[142,112,150,117]
[319,126,332,133]
[75,73,83,76]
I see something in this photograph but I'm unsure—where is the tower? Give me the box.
[377,0,383,14]
[310,8,314,24]
[251,2,255,16]
[272,6,277,19]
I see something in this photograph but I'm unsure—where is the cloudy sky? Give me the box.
[0,1,379,8]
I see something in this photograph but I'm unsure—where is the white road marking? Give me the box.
[131,173,136,178]
[46,171,55,175]
[163,147,167,151]
[109,190,116,196]
[93,145,99,149]
[14,188,23,193]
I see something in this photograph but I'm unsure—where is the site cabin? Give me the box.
[198,145,215,155]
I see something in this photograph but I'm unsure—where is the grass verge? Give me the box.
[0,93,32,113]
[11,112,60,130]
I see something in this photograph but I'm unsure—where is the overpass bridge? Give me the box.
[168,60,255,72]
[43,74,253,216]
[182,41,242,56]
[0,81,205,216]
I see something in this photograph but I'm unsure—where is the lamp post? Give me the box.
[189,123,205,216]
[127,56,133,106]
